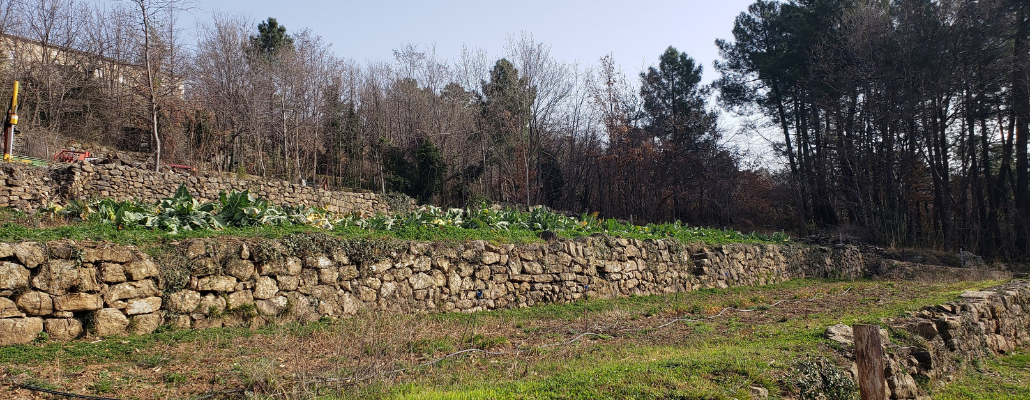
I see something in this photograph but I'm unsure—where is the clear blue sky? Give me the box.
[186,0,755,82]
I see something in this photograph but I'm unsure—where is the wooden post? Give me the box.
[854,324,887,400]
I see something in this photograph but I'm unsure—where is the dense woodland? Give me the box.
[1,0,1030,259]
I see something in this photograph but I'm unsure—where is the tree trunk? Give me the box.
[1014,6,1030,254]
[138,0,161,173]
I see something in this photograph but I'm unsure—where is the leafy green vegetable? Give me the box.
[42,187,790,245]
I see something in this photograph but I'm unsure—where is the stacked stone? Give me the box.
[0,241,163,345]
[127,237,862,325]
[0,164,56,211]
[0,162,408,214]
[71,163,397,215]
[163,240,362,330]
[1,236,864,345]
[890,282,1030,398]
[822,281,1030,400]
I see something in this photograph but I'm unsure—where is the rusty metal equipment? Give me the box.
[2,81,19,162]
[164,163,195,173]
[54,149,93,163]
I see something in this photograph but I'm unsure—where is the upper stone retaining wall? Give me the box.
[0,162,402,214]
[0,163,58,211]
[0,235,864,345]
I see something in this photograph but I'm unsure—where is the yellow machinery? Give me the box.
[2,81,20,162]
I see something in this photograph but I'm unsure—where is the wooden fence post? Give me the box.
[854,324,886,400]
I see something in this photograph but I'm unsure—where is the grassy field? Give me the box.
[0,278,1011,400]
[936,349,1030,400]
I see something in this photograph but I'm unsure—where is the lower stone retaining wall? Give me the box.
[0,235,863,345]
[823,280,1030,399]
[5,232,1027,399]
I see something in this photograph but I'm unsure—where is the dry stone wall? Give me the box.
[0,162,403,214]
[0,235,863,344]
[822,280,1030,399]
[0,164,59,212]
[0,241,163,345]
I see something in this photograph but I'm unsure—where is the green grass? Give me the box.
[163,372,187,385]
[0,279,1004,399]
[0,219,544,248]
[87,371,114,394]
[935,350,1030,400]
[386,346,783,400]
[0,325,258,365]
[407,338,457,356]
[359,280,999,399]
[425,278,963,325]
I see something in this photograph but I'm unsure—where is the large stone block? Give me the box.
[130,313,163,335]
[300,269,319,288]
[196,276,237,292]
[338,265,359,281]
[191,258,219,276]
[227,290,254,310]
[339,292,361,315]
[357,286,377,302]
[331,250,349,265]
[0,317,43,345]
[226,259,255,281]
[305,255,333,269]
[76,267,102,292]
[257,257,302,276]
[523,262,544,274]
[13,242,46,269]
[124,259,159,280]
[31,260,79,295]
[99,263,127,283]
[253,276,278,300]
[284,291,318,321]
[15,291,53,316]
[105,280,160,304]
[0,297,24,318]
[284,257,303,275]
[410,273,435,290]
[413,256,432,272]
[125,297,162,315]
[198,294,226,316]
[257,260,282,276]
[82,247,133,264]
[255,296,288,316]
[44,318,83,341]
[0,242,13,258]
[185,241,207,259]
[380,281,397,298]
[91,308,129,336]
[166,290,201,314]
[481,252,500,265]
[319,268,338,285]
[54,293,103,312]
[0,261,29,290]
[170,315,191,330]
